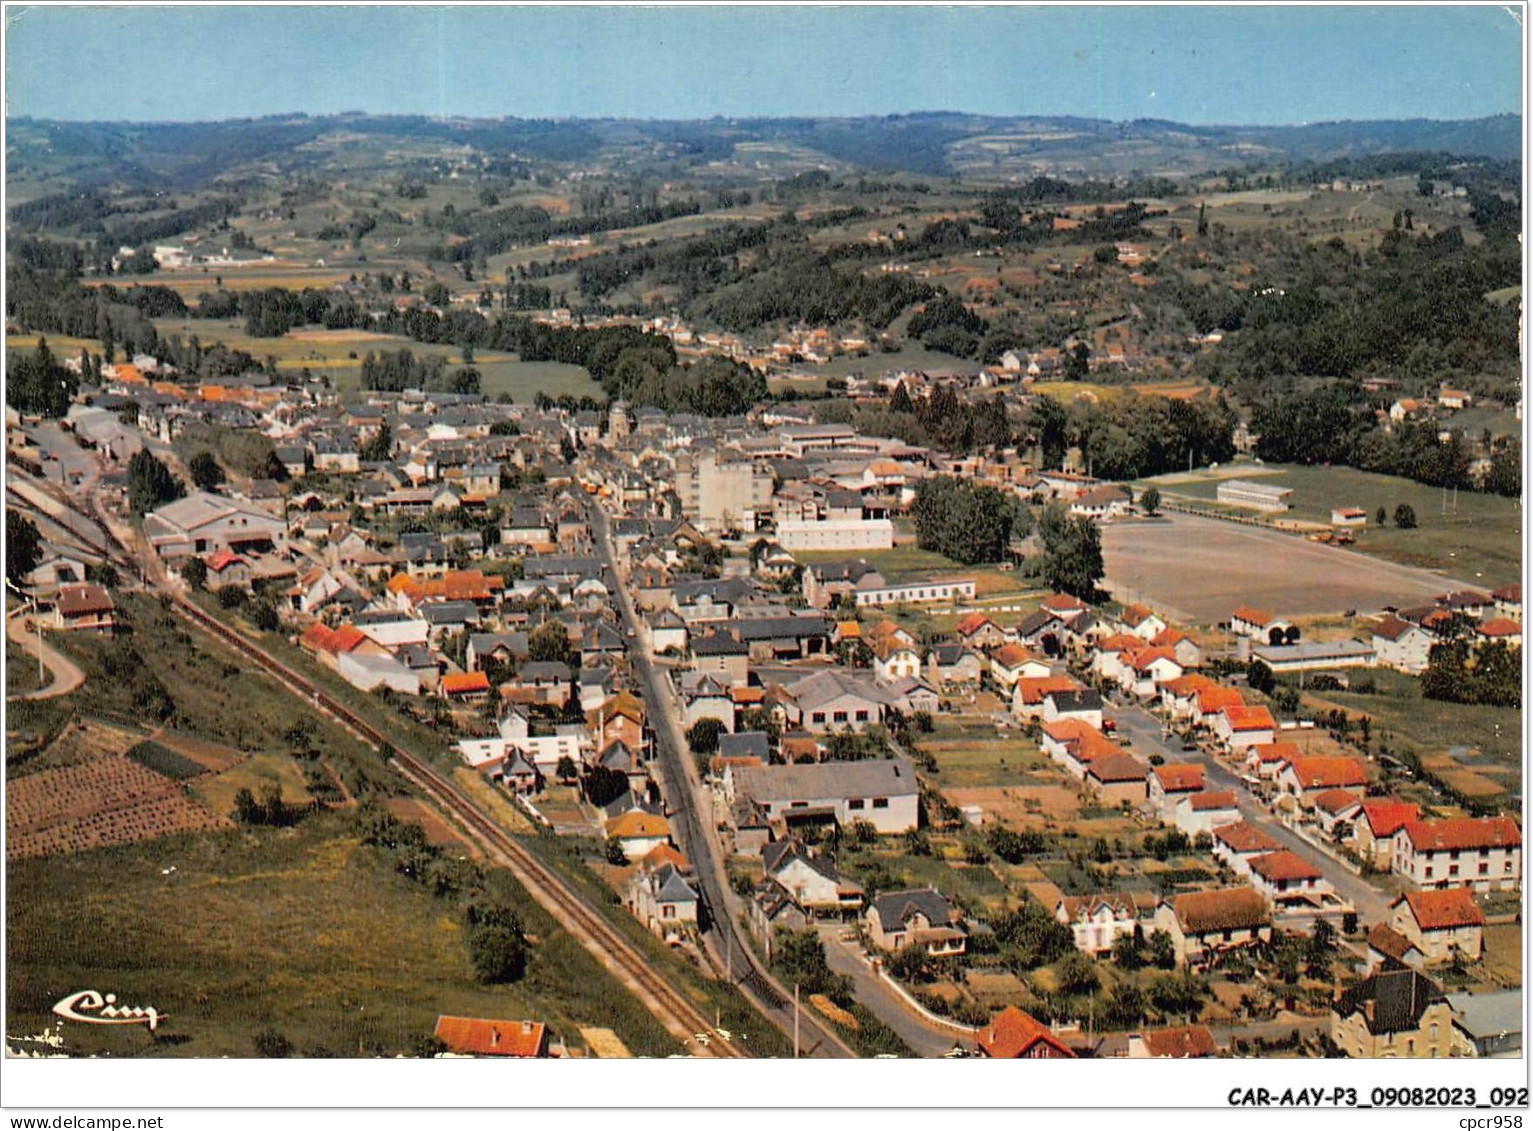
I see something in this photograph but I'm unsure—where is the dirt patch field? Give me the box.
[383,797,479,856]
[944,785,1081,830]
[1102,513,1465,623]
[146,729,247,773]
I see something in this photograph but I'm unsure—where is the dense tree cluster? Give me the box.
[1422,637,1521,708]
[911,476,1031,565]
[127,449,185,515]
[5,339,77,418]
[1027,392,1238,480]
[1036,504,1105,600]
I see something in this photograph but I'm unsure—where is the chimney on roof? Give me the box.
[523,1021,534,1035]
[491,1027,501,1047]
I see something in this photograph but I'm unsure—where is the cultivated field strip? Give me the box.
[169,596,746,1058]
[7,753,228,859]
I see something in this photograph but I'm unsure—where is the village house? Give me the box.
[606,810,672,860]
[781,669,894,734]
[1393,816,1522,892]
[1352,800,1422,869]
[927,642,986,689]
[1085,754,1149,808]
[954,612,1008,651]
[1211,821,1283,877]
[1055,892,1154,956]
[628,852,700,944]
[976,1006,1076,1059]
[760,838,865,919]
[1042,688,1104,729]
[866,888,967,957]
[1153,888,1273,968]
[1211,705,1276,751]
[52,583,116,634]
[1246,849,1331,912]
[1390,889,1485,965]
[1331,968,1454,1059]
[1171,789,1239,837]
[1372,615,1435,674]
[1148,764,1205,817]
[1277,755,1369,809]
[724,758,919,835]
[990,644,1054,696]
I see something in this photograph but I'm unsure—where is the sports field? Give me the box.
[1144,463,1522,587]
[1101,512,1471,624]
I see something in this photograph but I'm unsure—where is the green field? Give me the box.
[1302,668,1521,783]
[922,719,1049,789]
[147,319,604,402]
[1146,463,1522,587]
[6,816,680,1058]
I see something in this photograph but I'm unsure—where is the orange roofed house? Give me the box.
[1393,816,1521,893]
[433,1016,551,1058]
[1153,888,1272,968]
[1211,705,1275,751]
[977,1006,1075,1059]
[1389,888,1485,964]
[1277,755,1369,808]
[1352,800,1420,869]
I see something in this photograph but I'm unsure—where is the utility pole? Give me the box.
[793,983,800,1059]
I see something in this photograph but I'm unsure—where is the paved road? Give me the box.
[818,926,969,1057]
[6,608,86,700]
[590,501,856,1059]
[1109,698,1391,923]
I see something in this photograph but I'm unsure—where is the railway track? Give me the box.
[20,473,747,1058]
[169,595,748,1058]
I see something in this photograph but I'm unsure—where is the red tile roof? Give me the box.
[955,612,996,636]
[1197,687,1245,715]
[433,1016,548,1057]
[1231,605,1274,626]
[977,1006,1075,1059]
[1312,788,1363,815]
[1398,888,1485,931]
[1188,790,1239,811]
[1017,674,1081,704]
[1249,849,1322,883]
[1403,816,1522,852]
[1477,617,1521,638]
[1170,888,1270,934]
[441,671,492,695]
[1139,1025,1217,1058]
[1164,674,1218,697]
[55,583,115,617]
[1213,821,1280,854]
[1152,764,1205,793]
[1359,799,1420,838]
[1249,740,1302,765]
[1222,705,1275,732]
[1283,755,1368,790]
[1088,753,1148,784]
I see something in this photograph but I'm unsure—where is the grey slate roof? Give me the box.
[1336,968,1446,1035]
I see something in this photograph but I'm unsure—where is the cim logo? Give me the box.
[52,990,165,1031]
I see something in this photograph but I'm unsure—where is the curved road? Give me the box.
[6,609,85,700]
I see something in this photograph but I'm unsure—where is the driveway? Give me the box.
[818,926,970,1058]
[1109,698,1391,923]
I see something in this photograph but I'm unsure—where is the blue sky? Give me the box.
[4,5,1523,125]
